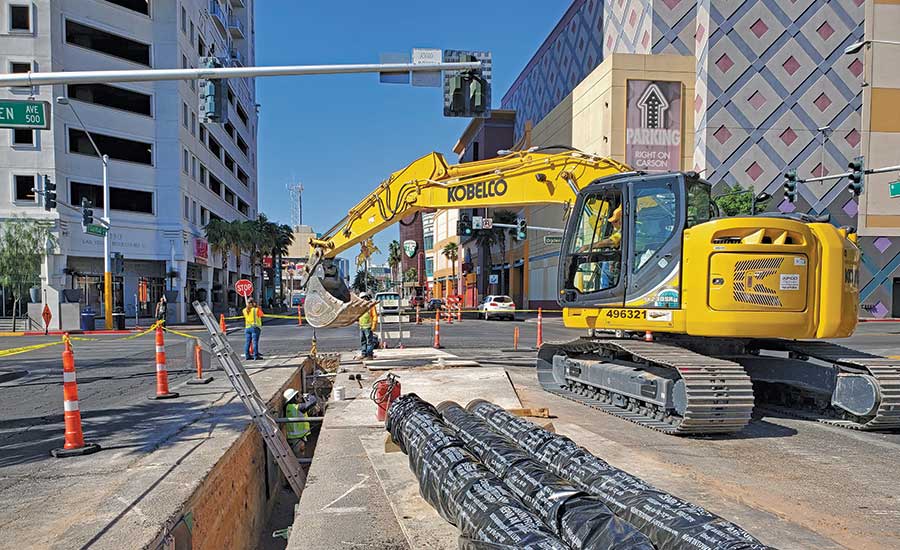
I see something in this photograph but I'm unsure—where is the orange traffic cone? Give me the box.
[416,306,421,325]
[433,311,442,349]
[536,307,544,349]
[644,331,654,342]
[187,341,213,385]
[150,326,179,400]
[51,336,101,457]
[297,304,303,326]
[219,313,227,333]
[514,326,519,351]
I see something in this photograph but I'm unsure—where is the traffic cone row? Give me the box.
[150,326,179,400]
[51,336,101,458]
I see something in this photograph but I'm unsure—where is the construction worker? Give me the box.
[283,388,315,456]
[358,292,377,359]
[243,298,264,360]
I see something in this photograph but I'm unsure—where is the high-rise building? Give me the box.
[0,0,258,325]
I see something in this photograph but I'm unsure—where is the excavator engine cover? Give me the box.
[304,274,375,328]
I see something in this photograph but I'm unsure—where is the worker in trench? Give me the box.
[283,388,317,457]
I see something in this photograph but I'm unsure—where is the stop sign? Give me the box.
[235,279,254,297]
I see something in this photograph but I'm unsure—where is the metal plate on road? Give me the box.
[0,99,50,129]
[890,181,900,198]
[544,235,562,245]
[84,224,108,236]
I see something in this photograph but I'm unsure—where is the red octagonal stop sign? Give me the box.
[235,279,254,297]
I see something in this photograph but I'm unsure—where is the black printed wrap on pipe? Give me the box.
[439,401,655,550]
[466,399,777,550]
[384,394,568,550]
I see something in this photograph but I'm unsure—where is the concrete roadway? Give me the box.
[1,315,898,549]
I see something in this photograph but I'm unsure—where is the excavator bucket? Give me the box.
[304,275,375,328]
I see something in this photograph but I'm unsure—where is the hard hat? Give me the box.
[359,292,370,299]
[283,388,299,402]
[609,206,622,223]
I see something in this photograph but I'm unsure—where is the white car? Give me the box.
[478,295,516,320]
[374,292,401,315]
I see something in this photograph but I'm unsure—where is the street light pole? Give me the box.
[57,97,113,329]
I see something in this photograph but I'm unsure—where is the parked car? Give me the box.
[477,295,516,320]
[408,295,427,309]
[425,298,444,311]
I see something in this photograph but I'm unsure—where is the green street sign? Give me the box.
[84,224,108,237]
[543,235,563,245]
[0,99,50,129]
[890,181,900,199]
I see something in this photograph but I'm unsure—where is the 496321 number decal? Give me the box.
[604,309,646,320]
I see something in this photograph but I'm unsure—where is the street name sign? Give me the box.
[235,279,254,297]
[0,99,50,129]
[890,181,900,199]
[544,235,563,245]
[84,224,108,236]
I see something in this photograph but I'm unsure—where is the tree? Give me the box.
[0,218,56,330]
[204,218,233,267]
[352,269,379,293]
[387,239,402,289]
[403,267,418,283]
[714,183,756,216]
[442,241,459,296]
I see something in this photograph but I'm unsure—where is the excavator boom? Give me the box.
[301,147,631,328]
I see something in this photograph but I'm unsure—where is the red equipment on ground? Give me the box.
[371,373,401,422]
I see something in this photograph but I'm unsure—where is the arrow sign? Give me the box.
[638,83,669,129]
[235,279,254,298]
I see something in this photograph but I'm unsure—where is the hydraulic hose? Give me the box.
[384,394,567,550]
[466,399,776,550]
[439,401,654,550]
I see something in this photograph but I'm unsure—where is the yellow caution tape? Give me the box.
[0,340,64,358]
[161,326,201,341]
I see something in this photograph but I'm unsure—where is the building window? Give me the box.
[14,174,36,202]
[183,148,189,173]
[238,199,248,216]
[181,5,186,33]
[71,181,154,214]
[236,134,248,157]
[423,235,434,251]
[223,152,234,172]
[199,163,207,185]
[199,125,207,144]
[103,0,150,16]
[223,187,235,206]
[183,196,189,219]
[190,111,196,136]
[191,199,197,223]
[209,174,222,195]
[9,4,31,32]
[201,207,209,225]
[67,83,152,117]
[191,155,197,179]
[9,61,31,91]
[182,102,188,128]
[208,135,221,158]
[224,121,235,138]
[65,20,151,67]
[12,128,34,146]
[237,167,248,186]
[198,36,206,57]
[226,86,235,106]
[189,21,194,45]
[237,103,248,126]
[68,128,153,165]
[181,53,188,69]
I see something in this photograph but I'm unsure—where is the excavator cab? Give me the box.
[559,172,709,310]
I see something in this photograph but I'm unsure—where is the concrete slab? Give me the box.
[0,354,303,550]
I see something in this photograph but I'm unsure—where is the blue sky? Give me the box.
[255,1,568,265]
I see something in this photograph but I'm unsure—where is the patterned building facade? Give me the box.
[497,0,897,317]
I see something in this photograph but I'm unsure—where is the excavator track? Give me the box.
[538,339,754,435]
[753,340,900,431]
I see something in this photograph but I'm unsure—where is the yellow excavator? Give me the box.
[299,146,900,435]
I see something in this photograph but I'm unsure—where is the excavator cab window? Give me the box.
[686,178,713,227]
[565,188,624,295]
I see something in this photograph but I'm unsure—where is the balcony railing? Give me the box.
[228,15,245,39]
[208,0,229,35]
[229,49,244,66]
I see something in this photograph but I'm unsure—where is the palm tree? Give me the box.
[387,240,402,290]
[355,237,380,293]
[490,210,518,295]
[441,241,459,296]
[204,218,234,269]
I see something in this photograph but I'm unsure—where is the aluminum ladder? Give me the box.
[193,301,306,496]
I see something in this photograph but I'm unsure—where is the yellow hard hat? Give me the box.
[609,206,622,223]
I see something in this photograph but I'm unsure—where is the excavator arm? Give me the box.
[301,147,632,327]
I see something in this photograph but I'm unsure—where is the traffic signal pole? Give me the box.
[102,154,112,330]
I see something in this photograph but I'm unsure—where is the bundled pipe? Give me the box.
[385,394,567,550]
[467,399,776,550]
[439,401,654,550]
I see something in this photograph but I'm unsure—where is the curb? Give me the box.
[858,318,900,322]
[0,369,27,383]
[0,332,24,337]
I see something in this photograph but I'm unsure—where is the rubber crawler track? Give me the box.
[538,339,754,435]
[753,340,900,431]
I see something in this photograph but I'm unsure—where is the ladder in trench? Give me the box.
[192,301,306,497]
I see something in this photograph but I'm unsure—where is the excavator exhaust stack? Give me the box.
[303,259,375,328]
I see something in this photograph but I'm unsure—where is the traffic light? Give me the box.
[81,197,94,226]
[199,57,228,124]
[515,218,527,241]
[848,158,864,196]
[783,170,798,203]
[456,214,473,237]
[43,175,56,211]
[443,50,492,118]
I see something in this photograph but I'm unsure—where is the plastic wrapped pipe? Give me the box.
[439,401,655,550]
[466,399,776,550]
[385,394,568,550]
